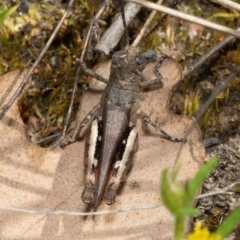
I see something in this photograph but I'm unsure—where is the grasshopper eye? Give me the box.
[112,51,127,64]
[119,53,127,59]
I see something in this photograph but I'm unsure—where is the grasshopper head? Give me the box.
[111,47,146,72]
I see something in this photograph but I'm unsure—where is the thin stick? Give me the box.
[137,0,181,47]
[0,203,163,216]
[0,68,26,106]
[0,180,239,216]
[132,0,163,47]
[48,64,81,149]
[171,66,240,171]
[58,4,107,147]
[195,181,240,199]
[210,0,240,12]
[80,5,106,61]
[128,0,240,38]
[31,1,127,147]
[184,27,240,77]
[0,0,75,119]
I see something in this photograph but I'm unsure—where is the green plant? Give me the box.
[0,5,18,23]
[161,157,240,239]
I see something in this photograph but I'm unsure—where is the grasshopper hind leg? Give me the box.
[82,119,101,204]
[104,127,138,205]
[139,111,187,143]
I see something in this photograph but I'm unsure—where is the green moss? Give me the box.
[0,1,91,146]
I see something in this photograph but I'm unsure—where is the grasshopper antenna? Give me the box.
[118,0,130,47]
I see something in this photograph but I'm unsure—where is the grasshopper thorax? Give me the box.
[106,47,145,106]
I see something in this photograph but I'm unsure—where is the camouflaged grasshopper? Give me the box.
[61,0,184,210]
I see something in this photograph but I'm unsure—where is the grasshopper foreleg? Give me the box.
[140,54,169,88]
[61,103,100,148]
[76,59,109,84]
[139,111,187,143]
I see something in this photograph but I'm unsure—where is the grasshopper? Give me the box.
[61,0,185,210]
